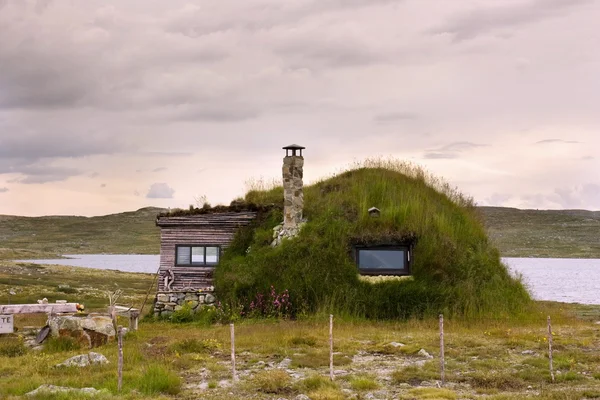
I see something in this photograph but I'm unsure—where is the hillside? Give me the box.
[0,207,165,259]
[1,205,599,260]
[480,206,600,258]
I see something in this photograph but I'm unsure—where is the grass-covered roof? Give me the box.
[215,159,530,319]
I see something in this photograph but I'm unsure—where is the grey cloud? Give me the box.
[373,112,418,123]
[582,156,595,160]
[423,152,458,160]
[484,193,512,206]
[0,134,127,183]
[170,103,261,122]
[548,183,600,209]
[165,0,402,38]
[423,141,487,159]
[152,167,168,172]
[0,135,125,160]
[139,152,193,157]
[8,165,81,184]
[89,172,100,178]
[535,139,580,144]
[0,187,8,193]
[430,0,593,41]
[146,182,175,199]
[100,183,106,188]
[276,38,384,68]
[437,142,487,152]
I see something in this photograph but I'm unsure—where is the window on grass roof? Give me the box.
[356,246,411,276]
[176,246,219,266]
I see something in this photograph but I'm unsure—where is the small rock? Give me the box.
[527,385,533,389]
[334,369,348,376]
[521,350,536,355]
[26,385,101,397]
[218,379,231,388]
[157,294,169,303]
[56,352,109,368]
[278,357,292,368]
[205,294,216,304]
[295,395,310,400]
[418,349,433,359]
[389,342,405,347]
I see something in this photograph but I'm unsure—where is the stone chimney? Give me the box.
[282,144,305,228]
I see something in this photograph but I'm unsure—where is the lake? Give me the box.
[14,255,600,305]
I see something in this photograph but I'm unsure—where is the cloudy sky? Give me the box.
[1,0,599,216]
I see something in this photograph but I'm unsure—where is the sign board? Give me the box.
[0,314,14,334]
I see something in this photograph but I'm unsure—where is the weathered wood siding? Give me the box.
[156,212,257,291]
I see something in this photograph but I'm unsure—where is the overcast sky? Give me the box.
[1,0,599,216]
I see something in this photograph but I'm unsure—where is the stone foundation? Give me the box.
[154,291,216,317]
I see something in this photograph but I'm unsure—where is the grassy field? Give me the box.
[480,207,600,259]
[1,262,600,400]
[2,206,599,260]
[0,207,164,260]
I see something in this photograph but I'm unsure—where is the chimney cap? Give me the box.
[282,144,305,150]
[283,144,305,157]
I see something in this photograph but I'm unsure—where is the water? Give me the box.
[14,255,600,305]
[503,257,600,305]
[15,254,160,274]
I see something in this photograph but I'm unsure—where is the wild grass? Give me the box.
[1,301,600,399]
[138,364,181,395]
[216,159,531,320]
[251,370,292,393]
[348,374,379,390]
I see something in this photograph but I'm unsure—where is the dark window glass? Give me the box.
[356,247,410,275]
[176,245,219,266]
[176,246,191,265]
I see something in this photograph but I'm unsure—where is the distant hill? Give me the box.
[0,207,165,259]
[479,206,600,258]
[0,206,598,259]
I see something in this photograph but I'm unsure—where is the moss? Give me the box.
[215,160,531,320]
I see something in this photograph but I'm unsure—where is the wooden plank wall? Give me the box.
[157,212,257,291]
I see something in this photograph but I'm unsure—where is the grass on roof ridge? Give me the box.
[214,158,531,320]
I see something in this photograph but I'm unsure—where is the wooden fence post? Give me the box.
[329,314,334,381]
[439,314,445,386]
[547,316,555,383]
[117,325,123,392]
[230,323,237,382]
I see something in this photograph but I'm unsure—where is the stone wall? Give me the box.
[154,291,216,317]
[282,155,304,228]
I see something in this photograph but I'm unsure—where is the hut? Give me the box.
[153,145,415,316]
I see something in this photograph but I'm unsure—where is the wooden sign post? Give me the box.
[0,314,13,334]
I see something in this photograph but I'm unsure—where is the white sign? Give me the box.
[0,314,14,334]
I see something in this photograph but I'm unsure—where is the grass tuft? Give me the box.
[349,375,379,391]
[252,370,292,394]
[138,364,181,395]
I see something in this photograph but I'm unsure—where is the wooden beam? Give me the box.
[0,303,80,314]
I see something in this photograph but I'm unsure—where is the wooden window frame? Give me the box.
[175,245,220,267]
[354,245,411,276]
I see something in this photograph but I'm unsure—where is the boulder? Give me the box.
[418,349,433,359]
[205,294,216,304]
[48,315,115,348]
[56,352,109,367]
[156,294,169,302]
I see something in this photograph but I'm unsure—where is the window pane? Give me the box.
[177,246,191,265]
[359,249,406,271]
[191,247,205,264]
[206,247,219,264]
